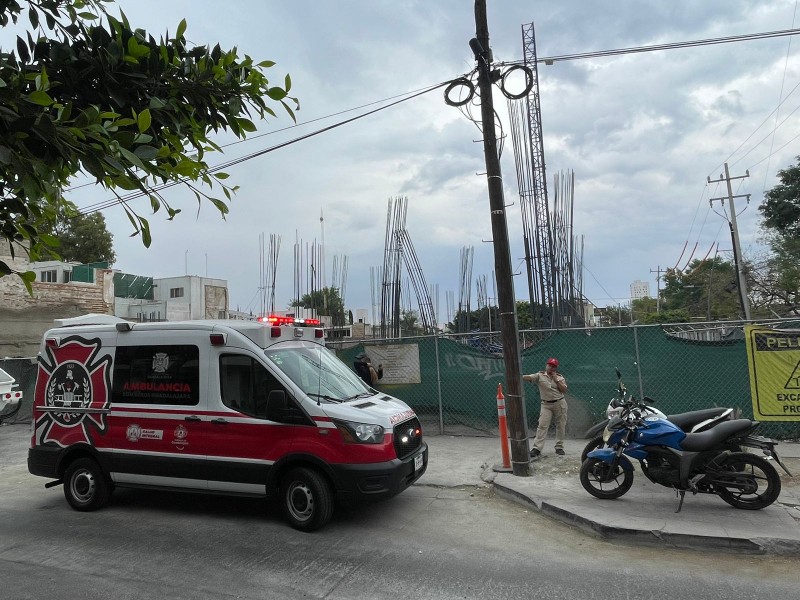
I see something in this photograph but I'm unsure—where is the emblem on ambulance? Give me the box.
[126,424,142,442]
[172,424,189,450]
[152,352,170,373]
[35,336,111,448]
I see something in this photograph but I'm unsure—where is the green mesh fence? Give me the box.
[332,320,800,440]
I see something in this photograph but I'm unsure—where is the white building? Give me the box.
[630,279,650,300]
[114,275,229,322]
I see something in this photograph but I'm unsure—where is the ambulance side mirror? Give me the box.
[266,390,288,422]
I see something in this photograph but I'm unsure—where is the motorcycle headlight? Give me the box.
[334,420,385,444]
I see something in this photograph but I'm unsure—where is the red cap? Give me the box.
[547,358,559,367]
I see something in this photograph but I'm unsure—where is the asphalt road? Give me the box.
[1,424,797,599]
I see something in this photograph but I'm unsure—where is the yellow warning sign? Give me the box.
[744,325,800,421]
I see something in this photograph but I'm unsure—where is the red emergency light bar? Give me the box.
[257,315,321,327]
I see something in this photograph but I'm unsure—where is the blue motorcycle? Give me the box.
[580,392,791,512]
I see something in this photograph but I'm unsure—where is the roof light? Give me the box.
[315,328,324,339]
[209,333,226,346]
[270,326,282,338]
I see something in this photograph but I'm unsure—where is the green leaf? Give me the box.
[26,90,54,106]
[237,117,257,132]
[176,18,187,39]
[209,197,229,216]
[214,172,230,180]
[137,108,152,133]
[266,86,287,101]
[284,73,291,91]
[140,218,152,247]
[149,194,160,212]
[118,147,145,169]
[134,145,159,161]
[257,60,276,68]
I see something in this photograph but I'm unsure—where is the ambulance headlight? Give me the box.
[334,420,385,444]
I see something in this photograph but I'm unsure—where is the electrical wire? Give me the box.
[501,28,800,66]
[76,78,453,215]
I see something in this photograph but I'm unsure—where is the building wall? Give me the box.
[0,242,113,357]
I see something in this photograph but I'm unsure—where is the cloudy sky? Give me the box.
[19,1,800,322]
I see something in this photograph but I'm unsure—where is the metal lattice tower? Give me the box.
[507,22,585,328]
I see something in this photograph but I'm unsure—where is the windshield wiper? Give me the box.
[343,392,375,401]
[307,392,343,403]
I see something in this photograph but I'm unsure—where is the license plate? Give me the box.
[414,453,424,471]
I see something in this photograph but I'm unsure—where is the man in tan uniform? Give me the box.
[523,357,568,460]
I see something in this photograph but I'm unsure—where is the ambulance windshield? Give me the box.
[264,343,370,402]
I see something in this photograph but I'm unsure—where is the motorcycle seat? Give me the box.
[680,419,753,452]
[667,407,730,431]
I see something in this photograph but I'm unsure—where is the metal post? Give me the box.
[434,330,444,435]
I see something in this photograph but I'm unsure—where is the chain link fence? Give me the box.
[4,319,799,440]
[331,319,800,440]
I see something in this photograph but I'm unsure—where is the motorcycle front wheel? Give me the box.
[579,457,634,499]
[714,452,782,510]
[580,436,605,462]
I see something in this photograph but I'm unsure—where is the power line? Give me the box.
[76,79,452,215]
[502,28,800,65]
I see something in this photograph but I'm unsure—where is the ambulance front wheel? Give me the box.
[280,467,333,532]
[64,457,111,511]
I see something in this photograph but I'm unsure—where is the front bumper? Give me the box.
[331,442,428,503]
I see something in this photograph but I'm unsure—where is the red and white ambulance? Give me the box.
[28,314,427,531]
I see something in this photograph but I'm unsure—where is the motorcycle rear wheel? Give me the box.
[714,452,782,510]
[579,457,634,499]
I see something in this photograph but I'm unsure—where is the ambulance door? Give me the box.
[108,333,209,490]
[206,350,314,495]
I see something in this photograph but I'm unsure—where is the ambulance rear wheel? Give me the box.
[64,458,110,511]
[281,467,333,532]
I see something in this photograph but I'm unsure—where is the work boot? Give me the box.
[530,448,541,461]
[555,447,565,456]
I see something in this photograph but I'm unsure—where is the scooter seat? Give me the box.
[680,419,752,452]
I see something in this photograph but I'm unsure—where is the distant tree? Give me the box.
[47,211,116,265]
[0,0,297,291]
[752,159,800,316]
[400,309,419,335]
[662,259,741,320]
[631,296,657,322]
[641,309,692,324]
[749,235,800,316]
[292,287,345,325]
[759,157,800,238]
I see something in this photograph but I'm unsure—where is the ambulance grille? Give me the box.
[393,417,422,460]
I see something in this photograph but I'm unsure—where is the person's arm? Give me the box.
[554,374,567,393]
[522,373,539,383]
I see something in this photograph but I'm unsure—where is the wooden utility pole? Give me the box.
[708,164,752,320]
[472,0,530,476]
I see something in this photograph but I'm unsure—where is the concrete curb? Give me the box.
[492,481,800,556]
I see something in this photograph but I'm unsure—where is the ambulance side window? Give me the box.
[219,354,309,423]
[112,345,199,406]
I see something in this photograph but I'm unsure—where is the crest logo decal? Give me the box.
[152,352,170,373]
[35,337,112,448]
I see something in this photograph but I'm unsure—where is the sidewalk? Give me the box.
[423,435,800,556]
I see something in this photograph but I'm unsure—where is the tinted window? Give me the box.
[220,354,309,423]
[112,345,199,406]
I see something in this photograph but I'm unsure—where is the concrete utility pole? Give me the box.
[650,266,666,313]
[472,0,530,476]
[708,164,752,320]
